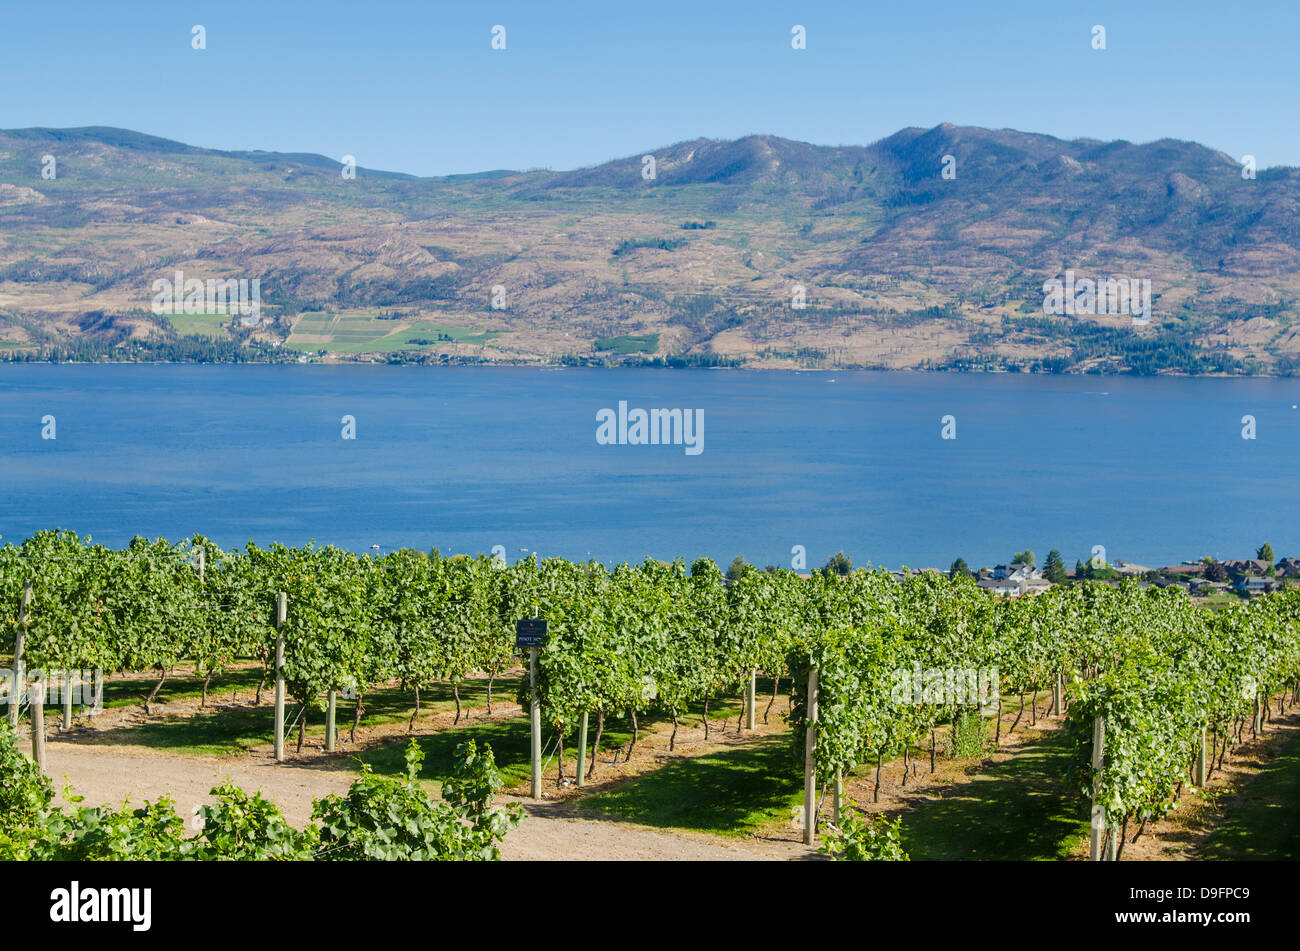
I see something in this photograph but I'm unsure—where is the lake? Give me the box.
[0,364,1297,571]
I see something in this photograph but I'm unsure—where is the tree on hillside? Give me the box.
[822,551,853,577]
[1043,550,1067,584]
[1257,542,1275,564]
[726,556,748,582]
[949,557,972,579]
[1204,560,1228,583]
[1012,549,1036,567]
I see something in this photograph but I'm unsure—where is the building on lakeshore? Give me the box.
[991,563,1043,582]
[978,575,1053,598]
[1276,557,1300,577]
[1224,558,1272,576]
[1235,575,1273,598]
[978,577,1022,597]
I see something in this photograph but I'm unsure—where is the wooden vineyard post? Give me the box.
[1089,715,1106,861]
[833,772,843,824]
[7,634,21,730]
[576,711,589,787]
[1052,672,1062,717]
[746,669,756,730]
[325,689,337,751]
[803,666,819,846]
[529,644,541,799]
[10,583,31,730]
[192,547,207,696]
[274,592,286,763]
[31,670,47,771]
[62,669,75,731]
[1195,725,1207,787]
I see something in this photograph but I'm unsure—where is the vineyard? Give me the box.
[3,529,1300,860]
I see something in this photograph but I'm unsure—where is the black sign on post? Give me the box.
[515,618,548,648]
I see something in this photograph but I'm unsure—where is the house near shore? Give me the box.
[1276,557,1300,578]
[1224,558,1272,576]
[991,563,1043,582]
[978,575,1053,598]
[978,577,1021,597]
[1235,575,1273,598]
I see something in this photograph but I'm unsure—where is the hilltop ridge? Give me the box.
[1,124,1297,372]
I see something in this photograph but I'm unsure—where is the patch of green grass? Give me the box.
[377,324,503,350]
[1202,726,1300,859]
[360,715,636,790]
[583,732,802,836]
[897,730,1089,860]
[356,676,524,730]
[1197,592,1247,611]
[594,333,660,354]
[99,667,266,710]
[165,312,233,338]
[458,329,505,344]
[357,692,754,792]
[361,720,532,791]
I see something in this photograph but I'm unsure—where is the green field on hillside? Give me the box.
[594,333,660,354]
[166,313,235,338]
[286,312,502,353]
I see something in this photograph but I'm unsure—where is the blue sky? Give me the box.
[3,0,1297,176]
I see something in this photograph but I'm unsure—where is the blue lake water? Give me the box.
[0,364,1297,571]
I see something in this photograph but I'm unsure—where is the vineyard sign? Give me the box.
[515,618,548,648]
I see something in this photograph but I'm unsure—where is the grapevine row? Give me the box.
[5,528,1300,848]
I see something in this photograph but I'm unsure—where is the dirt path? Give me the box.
[42,740,808,861]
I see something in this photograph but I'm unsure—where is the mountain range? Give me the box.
[1,123,1297,372]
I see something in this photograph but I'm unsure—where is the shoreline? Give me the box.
[0,359,1296,379]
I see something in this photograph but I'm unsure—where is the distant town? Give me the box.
[771,545,1298,604]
